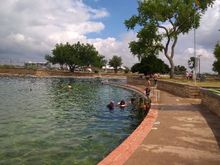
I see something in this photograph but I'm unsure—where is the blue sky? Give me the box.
[84,0,138,39]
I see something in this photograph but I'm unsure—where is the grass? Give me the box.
[208,89,220,95]
[160,77,220,88]
[0,64,16,69]
[160,77,220,96]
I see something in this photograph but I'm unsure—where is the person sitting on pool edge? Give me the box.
[145,97,151,115]
[136,97,150,114]
[130,98,136,105]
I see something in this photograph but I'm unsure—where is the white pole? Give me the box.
[193,8,197,85]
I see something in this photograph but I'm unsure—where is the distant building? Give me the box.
[102,65,125,72]
[24,61,50,69]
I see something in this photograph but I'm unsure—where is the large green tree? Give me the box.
[213,43,220,75]
[125,0,214,78]
[131,55,170,75]
[109,55,122,73]
[45,42,105,72]
[45,43,67,69]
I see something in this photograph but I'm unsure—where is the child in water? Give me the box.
[118,99,127,109]
[107,100,115,110]
[119,99,126,106]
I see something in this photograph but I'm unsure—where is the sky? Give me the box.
[0,0,219,73]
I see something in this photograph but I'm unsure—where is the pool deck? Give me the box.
[100,84,220,165]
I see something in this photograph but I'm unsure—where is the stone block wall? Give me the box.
[127,75,146,85]
[200,88,220,117]
[157,80,200,98]
[127,75,156,86]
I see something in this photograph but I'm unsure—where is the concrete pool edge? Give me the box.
[98,84,158,165]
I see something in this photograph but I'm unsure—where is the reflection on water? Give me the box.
[0,77,145,165]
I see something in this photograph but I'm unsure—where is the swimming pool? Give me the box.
[0,77,145,164]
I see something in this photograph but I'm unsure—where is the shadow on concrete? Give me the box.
[198,105,220,148]
[156,104,199,111]
[157,103,220,148]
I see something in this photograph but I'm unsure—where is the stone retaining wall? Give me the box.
[127,75,146,85]
[127,75,155,86]
[0,68,126,78]
[157,80,200,98]
[200,88,220,117]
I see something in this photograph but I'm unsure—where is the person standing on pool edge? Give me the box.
[145,77,151,96]
[153,73,159,86]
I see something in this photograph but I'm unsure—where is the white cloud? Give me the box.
[0,0,138,67]
[8,33,26,42]
[162,1,220,73]
[0,0,109,63]
[90,8,109,19]
[88,31,138,67]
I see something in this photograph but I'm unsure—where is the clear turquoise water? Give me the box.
[0,77,145,165]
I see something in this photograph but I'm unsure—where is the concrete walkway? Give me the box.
[125,88,220,165]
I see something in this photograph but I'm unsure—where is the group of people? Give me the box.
[107,99,127,110]
[107,97,151,114]
[106,73,159,115]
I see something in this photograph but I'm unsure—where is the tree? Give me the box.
[125,0,214,78]
[94,55,107,68]
[109,55,122,73]
[188,56,196,71]
[131,55,170,75]
[45,42,104,72]
[213,43,220,74]
[45,43,67,69]
[174,65,187,75]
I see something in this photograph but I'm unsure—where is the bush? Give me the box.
[25,64,38,70]
[124,67,130,74]
[0,64,16,69]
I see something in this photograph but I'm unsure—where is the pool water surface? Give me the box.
[0,77,145,165]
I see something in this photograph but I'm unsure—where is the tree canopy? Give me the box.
[125,0,214,78]
[174,65,187,75]
[131,55,170,75]
[108,55,123,73]
[213,43,220,75]
[188,56,196,71]
[45,42,106,72]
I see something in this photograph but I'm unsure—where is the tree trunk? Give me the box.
[60,64,64,70]
[114,67,118,73]
[165,36,177,79]
[168,57,175,78]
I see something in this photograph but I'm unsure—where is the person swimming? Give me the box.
[118,99,127,109]
[119,99,126,105]
[67,84,72,89]
[107,100,115,110]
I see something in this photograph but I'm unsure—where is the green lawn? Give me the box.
[160,78,220,88]
[208,89,220,95]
